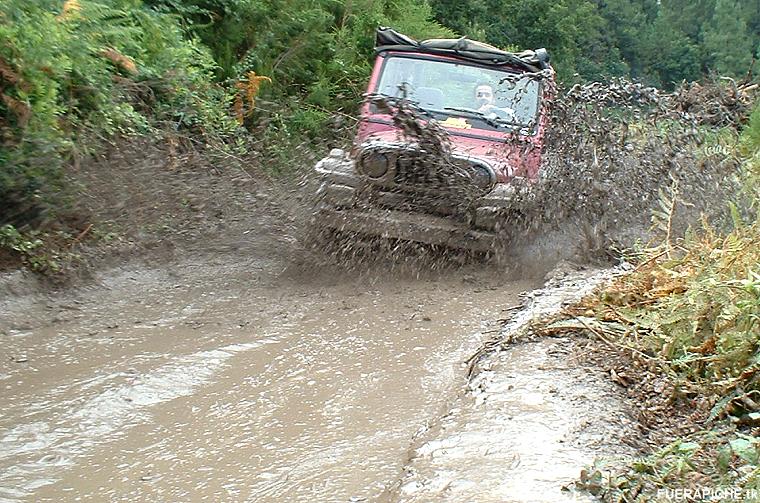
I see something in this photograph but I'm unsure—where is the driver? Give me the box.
[474,83,515,120]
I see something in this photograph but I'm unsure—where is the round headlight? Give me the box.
[471,164,495,190]
[360,151,389,178]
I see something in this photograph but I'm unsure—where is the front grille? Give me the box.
[381,155,479,218]
[372,187,464,218]
[393,156,472,188]
[394,157,432,185]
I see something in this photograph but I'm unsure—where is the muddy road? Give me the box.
[1,76,748,502]
[0,235,550,502]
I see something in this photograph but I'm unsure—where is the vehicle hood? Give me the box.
[354,123,542,181]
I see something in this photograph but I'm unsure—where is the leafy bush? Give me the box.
[557,98,760,500]
[148,0,453,109]
[0,224,63,273]
[0,0,234,227]
[741,103,760,155]
[739,102,760,211]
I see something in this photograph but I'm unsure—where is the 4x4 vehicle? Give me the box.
[314,27,553,251]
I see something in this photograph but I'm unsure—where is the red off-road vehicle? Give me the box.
[314,28,553,251]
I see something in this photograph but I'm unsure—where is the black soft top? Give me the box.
[375,27,551,72]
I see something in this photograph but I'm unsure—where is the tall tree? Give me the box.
[659,0,716,43]
[428,0,488,41]
[595,0,649,78]
[469,0,627,81]
[636,12,701,88]
[702,0,755,78]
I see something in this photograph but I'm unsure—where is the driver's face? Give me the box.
[475,85,494,106]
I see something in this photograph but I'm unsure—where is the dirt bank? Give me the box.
[386,268,642,503]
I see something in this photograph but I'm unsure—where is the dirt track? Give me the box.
[0,138,645,502]
[0,207,557,502]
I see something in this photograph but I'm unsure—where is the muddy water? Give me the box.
[0,253,537,502]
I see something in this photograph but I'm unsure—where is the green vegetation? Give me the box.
[0,0,450,235]
[0,223,68,273]
[430,0,760,86]
[1,0,234,227]
[559,100,760,500]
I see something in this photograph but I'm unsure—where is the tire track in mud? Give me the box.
[385,268,639,503]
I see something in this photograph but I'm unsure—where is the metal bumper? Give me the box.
[313,152,514,252]
[316,206,498,252]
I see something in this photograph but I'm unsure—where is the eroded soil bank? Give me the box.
[388,269,641,503]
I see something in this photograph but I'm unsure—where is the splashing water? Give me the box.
[294,78,749,273]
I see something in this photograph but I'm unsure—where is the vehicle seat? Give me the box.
[413,87,445,109]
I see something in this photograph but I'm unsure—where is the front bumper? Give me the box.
[316,206,498,252]
[313,149,515,252]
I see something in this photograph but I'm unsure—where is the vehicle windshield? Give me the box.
[374,55,541,130]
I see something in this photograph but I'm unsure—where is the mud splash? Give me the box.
[501,79,746,255]
[298,78,749,272]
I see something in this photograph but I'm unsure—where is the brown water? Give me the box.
[0,251,537,502]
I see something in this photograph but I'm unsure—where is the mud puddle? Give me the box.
[0,250,540,502]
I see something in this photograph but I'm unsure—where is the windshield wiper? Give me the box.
[442,107,514,129]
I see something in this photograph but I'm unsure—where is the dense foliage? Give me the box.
[1,0,235,227]
[1,0,758,232]
[0,0,452,230]
[562,100,760,499]
[431,0,760,86]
